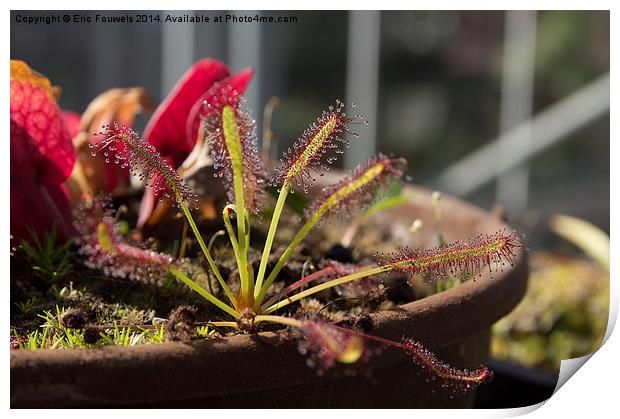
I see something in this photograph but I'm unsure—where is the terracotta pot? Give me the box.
[10,185,528,408]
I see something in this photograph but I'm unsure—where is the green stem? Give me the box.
[222,106,250,298]
[170,267,238,318]
[244,210,251,258]
[255,216,317,308]
[263,266,386,314]
[234,187,249,297]
[254,315,303,328]
[254,182,290,299]
[180,201,236,305]
[208,321,239,328]
[261,266,333,310]
[223,205,244,285]
[178,220,189,258]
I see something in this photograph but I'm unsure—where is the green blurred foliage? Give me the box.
[492,251,609,372]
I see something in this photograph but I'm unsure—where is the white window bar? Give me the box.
[433,73,610,197]
[496,10,538,221]
[344,10,381,169]
[161,10,196,94]
[195,12,228,61]
[227,10,262,117]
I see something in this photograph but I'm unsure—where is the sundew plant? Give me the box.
[86,82,520,394]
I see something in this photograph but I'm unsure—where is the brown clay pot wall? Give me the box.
[11,186,528,408]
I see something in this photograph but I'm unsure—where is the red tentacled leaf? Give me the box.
[74,196,176,285]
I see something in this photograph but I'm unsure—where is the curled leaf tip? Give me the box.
[401,338,493,393]
[291,319,493,393]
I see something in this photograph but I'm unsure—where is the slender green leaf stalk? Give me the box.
[263,266,385,313]
[244,211,251,258]
[222,106,251,297]
[208,321,240,329]
[170,267,238,318]
[254,216,316,309]
[178,220,189,258]
[261,266,334,309]
[255,158,397,308]
[253,181,290,299]
[254,315,303,328]
[222,205,243,275]
[179,201,236,305]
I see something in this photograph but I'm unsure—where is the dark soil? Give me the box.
[10,192,438,347]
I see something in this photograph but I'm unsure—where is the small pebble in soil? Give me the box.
[336,314,374,333]
[386,276,416,304]
[324,244,353,263]
[165,305,198,341]
[60,309,87,329]
[354,314,374,333]
[83,326,103,344]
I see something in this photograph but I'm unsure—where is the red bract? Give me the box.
[10,80,75,185]
[61,111,81,141]
[10,66,77,240]
[144,59,227,162]
[187,68,253,152]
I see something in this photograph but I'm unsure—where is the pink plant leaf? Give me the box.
[143,59,230,164]
[185,67,254,149]
[10,179,75,241]
[61,110,81,140]
[137,63,253,227]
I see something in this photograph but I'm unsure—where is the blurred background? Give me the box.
[11,10,610,407]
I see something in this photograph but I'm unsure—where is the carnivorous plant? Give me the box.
[86,83,520,393]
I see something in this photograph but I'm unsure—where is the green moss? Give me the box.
[492,252,609,372]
